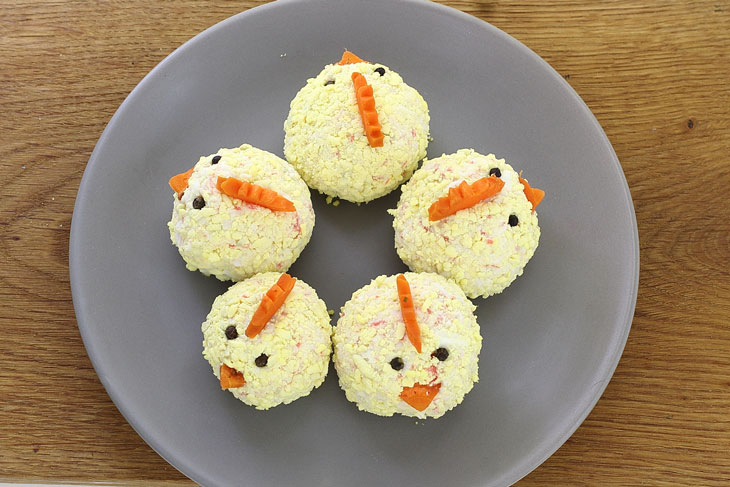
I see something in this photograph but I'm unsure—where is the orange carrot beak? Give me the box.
[352,72,384,147]
[400,382,441,411]
[518,175,545,211]
[220,364,245,390]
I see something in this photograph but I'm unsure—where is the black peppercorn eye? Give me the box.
[508,214,519,227]
[255,353,269,367]
[489,167,501,178]
[193,196,206,209]
[374,67,386,76]
[225,325,238,340]
[432,347,449,361]
[390,357,404,371]
[324,79,335,86]
[211,155,221,164]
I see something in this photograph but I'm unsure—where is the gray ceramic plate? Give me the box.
[70,1,638,486]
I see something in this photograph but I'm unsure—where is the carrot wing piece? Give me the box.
[245,273,297,338]
[428,176,505,221]
[216,176,296,212]
[352,72,384,147]
[396,274,422,353]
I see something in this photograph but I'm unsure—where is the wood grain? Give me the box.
[1,0,729,485]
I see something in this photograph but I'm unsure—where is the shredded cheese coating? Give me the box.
[284,62,429,202]
[203,273,332,410]
[333,273,481,419]
[391,149,540,298]
[168,144,315,281]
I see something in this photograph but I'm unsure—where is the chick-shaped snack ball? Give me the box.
[333,272,481,419]
[168,144,315,282]
[202,273,332,410]
[284,51,429,203]
[390,149,544,299]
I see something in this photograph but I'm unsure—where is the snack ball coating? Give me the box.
[284,61,429,203]
[333,273,481,419]
[202,273,332,410]
[168,144,314,281]
[391,149,541,299]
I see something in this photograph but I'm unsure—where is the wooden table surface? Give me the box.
[2,0,729,485]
